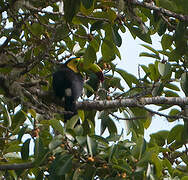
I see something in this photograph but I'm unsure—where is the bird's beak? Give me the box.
[88,64,104,82]
[78,59,104,82]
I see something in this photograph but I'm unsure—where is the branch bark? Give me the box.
[76,97,188,110]
[128,0,188,22]
[0,162,34,170]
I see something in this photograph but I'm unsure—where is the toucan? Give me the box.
[52,57,104,121]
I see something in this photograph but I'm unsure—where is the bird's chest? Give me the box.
[52,68,84,99]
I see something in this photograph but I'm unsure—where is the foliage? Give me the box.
[0,0,188,179]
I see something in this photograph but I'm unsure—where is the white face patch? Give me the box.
[65,88,72,97]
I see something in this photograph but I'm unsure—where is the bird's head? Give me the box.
[65,57,104,82]
[65,57,81,73]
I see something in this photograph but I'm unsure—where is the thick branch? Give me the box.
[128,0,188,22]
[0,162,34,170]
[76,97,188,110]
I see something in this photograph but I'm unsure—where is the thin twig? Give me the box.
[67,23,89,40]
[109,112,146,120]
[137,104,187,120]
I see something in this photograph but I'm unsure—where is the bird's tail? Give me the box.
[64,96,77,121]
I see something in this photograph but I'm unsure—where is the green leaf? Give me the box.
[99,112,117,135]
[101,39,116,61]
[28,109,36,118]
[107,9,117,22]
[151,154,163,178]
[119,25,126,33]
[47,119,64,135]
[57,155,73,175]
[84,78,95,97]
[152,82,164,96]
[157,20,167,36]
[167,125,184,144]
[73,168,82,180]
[76,136,86,145]
[81,166,96,179]
[158,62,171,77]
[64,36,75,51]
[74,25,87,47]
[144,112,152,129]
[36,170,44,180]
[141,65,149,75]
[116,68,139,88]
[18,125,28,142]
[30,23,44,36]
[127,24,152,44]
[83,45,97,66]
[175,22,187,41]
[169,48,182,62]
[34,137,40,160]
[150,131,169,146]
[168,109,181,122]
[148,63,160,81]
[108,144,117,162]
[113,44,121,59]
[92,135,109,145]
[179,0,188,14]
[87,135,97,157]
[90,35,101,52]
[34,137,48,165]
[74,124,84,136]
[90,20,106,31]
[12,110,26,130]
[0,100,12,127]
[55,24,70,41]
[165,83,180,91]
[161,34,173,50]
[180,72,188,96]
[181,176,188,180]
[4,108,12,127]
[63,0,81,22]
[164,90,179,97]
[112,25,122,47]
[131,136,146,160]
[139,52,160,59]
[137,151,153,166]
[66,114,80,129]
[106,133,123,142]
[81,0,93,9]
[104,76,124,91]
[158,0,178,12]
[4,140,21,153]
[49,134,63,150]
[141,44,160,57]
[21,138,31,160]
[78,110,84,123]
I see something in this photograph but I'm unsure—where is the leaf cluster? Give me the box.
[0,0,188,179]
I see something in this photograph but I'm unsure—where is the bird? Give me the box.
[52,57,104,121]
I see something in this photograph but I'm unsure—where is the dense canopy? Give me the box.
[0,0,188,179]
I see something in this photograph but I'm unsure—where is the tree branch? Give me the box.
[109,112,146,120]
[0,0,19,14]
[76,97,188,110]
[128,0,188,22]
[0,15,29,54]
[0,162,34,170]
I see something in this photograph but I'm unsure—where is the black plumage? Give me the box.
[52,60,84,121]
